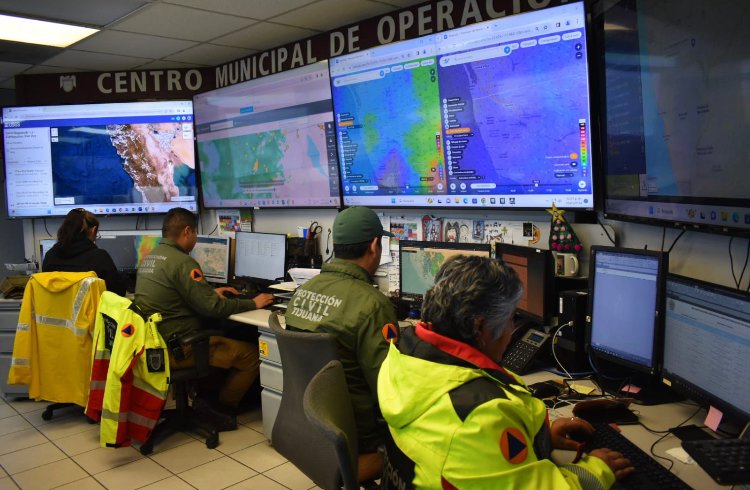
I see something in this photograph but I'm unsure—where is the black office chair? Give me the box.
[303,360,360,490]
[139,329,223,455]
[268,313,344,480]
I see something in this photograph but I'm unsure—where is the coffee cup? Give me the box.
[555,252,579,277]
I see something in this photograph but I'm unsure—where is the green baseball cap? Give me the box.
[333,207,394,245]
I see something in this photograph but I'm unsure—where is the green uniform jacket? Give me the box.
[379,325,616,490]
[134,238,257,339]
[285,258,398,452]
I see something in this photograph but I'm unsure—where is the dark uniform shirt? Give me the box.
[285,258,398,451]
[134,238,257,339]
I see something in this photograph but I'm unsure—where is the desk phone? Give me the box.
[502,328,550,374]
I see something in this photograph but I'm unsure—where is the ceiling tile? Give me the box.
[22,65,81,75]
[164,44,257,65]
[112,3,257,42]
[273,0,395,31]
[72,30,198,59]
[0,77,16,89]
[41,50,153,71]
[0,0,149,27]
[164,0,317,21]
[0,61,31,78]
[213,22,318,51]
[0,40,62,65]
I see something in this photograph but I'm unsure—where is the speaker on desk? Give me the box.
[556,289,589,372]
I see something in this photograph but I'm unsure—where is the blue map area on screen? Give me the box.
[334,60,446,195]
[51,128,138,204]
[438,30,591,194]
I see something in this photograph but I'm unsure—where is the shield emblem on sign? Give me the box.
[59,75,76,93]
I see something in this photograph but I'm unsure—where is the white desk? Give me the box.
[525,371,723,489]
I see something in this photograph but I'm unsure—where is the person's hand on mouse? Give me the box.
[253,293,274,309]
[550,416,594,450]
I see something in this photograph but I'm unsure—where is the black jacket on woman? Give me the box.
[42,236,126,296]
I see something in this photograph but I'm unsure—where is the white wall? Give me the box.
[21,208,748,292]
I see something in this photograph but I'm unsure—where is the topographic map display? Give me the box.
[335,59,446,195]
[438,32,590,191]
[51,123,195,204]
[637,0,748,199]
[197,123,329,202]
[191,244,228,281]
[401,248,488,296]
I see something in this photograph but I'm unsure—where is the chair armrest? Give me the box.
[177,329,223,375]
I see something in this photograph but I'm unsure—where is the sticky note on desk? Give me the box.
[569,383,596,395]
[704,405,723,432]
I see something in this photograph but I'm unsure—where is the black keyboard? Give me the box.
[682,438,750,485]
[587,423,691,489]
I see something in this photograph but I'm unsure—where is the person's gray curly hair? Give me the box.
[421,255,524,348]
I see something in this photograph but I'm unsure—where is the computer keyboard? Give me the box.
[681,438,750,485]
[586,422,691,490]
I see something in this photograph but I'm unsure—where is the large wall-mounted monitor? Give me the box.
[587,246,668,377]
[2,100,198,218]
[194,61,341,209]
[399,241,491,304]
[663,274,750,423]
[234,231,287,284]
[330,1,594,209]
[594,0,750,235]
[190,235,231,285]
[495,244,555,325]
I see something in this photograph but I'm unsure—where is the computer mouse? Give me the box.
[528,381,562,399]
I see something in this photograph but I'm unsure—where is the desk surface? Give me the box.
[229,308,272,329]
[524,372,722,489]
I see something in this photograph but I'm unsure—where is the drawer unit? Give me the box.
[261,387,282,440]
[258,332,281,364]
[0,301,25,397]
[259,361,283,392]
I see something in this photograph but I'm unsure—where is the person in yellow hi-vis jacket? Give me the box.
[8,271,106,407]
[86,291,170,448]
[378,256,635,490]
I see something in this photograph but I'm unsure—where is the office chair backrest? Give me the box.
[303,360,359,490]
[268,312,346,488]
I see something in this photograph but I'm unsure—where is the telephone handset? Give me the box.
[501,328,550,374]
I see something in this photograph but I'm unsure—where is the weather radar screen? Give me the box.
[329,2,593,209]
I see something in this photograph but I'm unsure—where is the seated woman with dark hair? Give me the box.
[42,208,126,296]
[378,255,633,489]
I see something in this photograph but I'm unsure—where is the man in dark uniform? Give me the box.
[135,207,273,429]
[286,206,398,481]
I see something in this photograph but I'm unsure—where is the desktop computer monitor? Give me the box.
[399,241,491,307]
[495,244,555,325]
[39,239,57,268]
[587,246,668,378]
[234,231,287,285]
[662,274,750,425]
[190,235,231,285]
[96,232,162,272]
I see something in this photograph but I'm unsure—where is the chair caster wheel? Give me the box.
[41,409,53,421]
[140,442,154,455]
[206,432,219,449]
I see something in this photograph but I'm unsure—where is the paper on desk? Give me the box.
[666,447,694,465]
[288,268,321,287]
[379,215,392,265]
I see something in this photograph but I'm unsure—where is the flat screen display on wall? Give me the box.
[2,100,198,218]
[193,61,341,209]
[595,0,750,235]
[329,1,594,209]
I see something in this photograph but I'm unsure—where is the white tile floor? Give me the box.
[0,396,321,490]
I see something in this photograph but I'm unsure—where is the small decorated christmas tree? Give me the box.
[547,203,583,253]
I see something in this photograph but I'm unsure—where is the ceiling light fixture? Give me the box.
[0,14,98,48]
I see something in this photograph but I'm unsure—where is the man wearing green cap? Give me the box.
[286,206,398,481]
